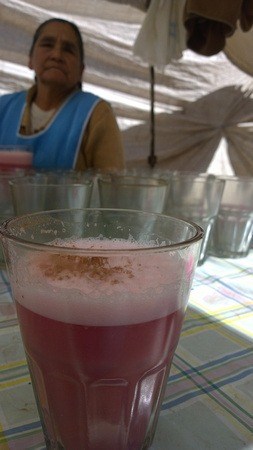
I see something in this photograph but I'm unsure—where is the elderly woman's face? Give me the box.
[28,22,84,90]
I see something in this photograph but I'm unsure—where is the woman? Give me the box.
[0,18,125,171]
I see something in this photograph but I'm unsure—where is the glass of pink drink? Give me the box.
[0,145,33,171]
[0,209,203,450]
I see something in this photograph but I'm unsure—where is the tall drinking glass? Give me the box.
[0,209,203,450]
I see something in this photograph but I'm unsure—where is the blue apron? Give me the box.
[0,90,100,169]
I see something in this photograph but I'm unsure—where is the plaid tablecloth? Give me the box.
[0,253,252,450]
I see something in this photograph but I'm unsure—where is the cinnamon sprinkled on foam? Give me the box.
[38,254,135,284]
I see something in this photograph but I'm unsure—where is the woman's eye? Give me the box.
[63,44,76,54]
[40,41,53,48]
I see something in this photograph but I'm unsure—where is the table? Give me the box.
[0,253,252,450]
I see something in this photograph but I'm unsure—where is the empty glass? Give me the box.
[9,172,94,215]
[98,174,169,213]
[0,169,31,267]
[210,176,253,258]
[163,173,225,265]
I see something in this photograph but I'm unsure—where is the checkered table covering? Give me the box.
[0,253,252,450]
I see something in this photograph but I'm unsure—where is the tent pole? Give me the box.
[148,65,157,168]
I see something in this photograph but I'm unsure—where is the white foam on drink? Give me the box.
[13,238,191,326]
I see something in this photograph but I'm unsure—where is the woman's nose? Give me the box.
[50,44,63,60]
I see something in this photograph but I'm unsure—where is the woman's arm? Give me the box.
[75,100,125,171]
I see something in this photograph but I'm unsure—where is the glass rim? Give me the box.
[0,171,31,178]
[0,208,203,254]
[171,175,225,185]
[98,175,169,187]
[217,175,253,183]
[8,178,93,188]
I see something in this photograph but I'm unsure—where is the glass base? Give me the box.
[210,249,250,259]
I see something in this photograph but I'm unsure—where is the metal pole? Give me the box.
[148,65,157,168]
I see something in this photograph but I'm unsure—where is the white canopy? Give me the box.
[1,0,253,174]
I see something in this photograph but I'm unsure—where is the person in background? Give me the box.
[0,18,125,171]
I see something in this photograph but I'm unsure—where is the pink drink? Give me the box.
[17,304,183,449]
[12,238,191,449]
[0,149,33,170]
